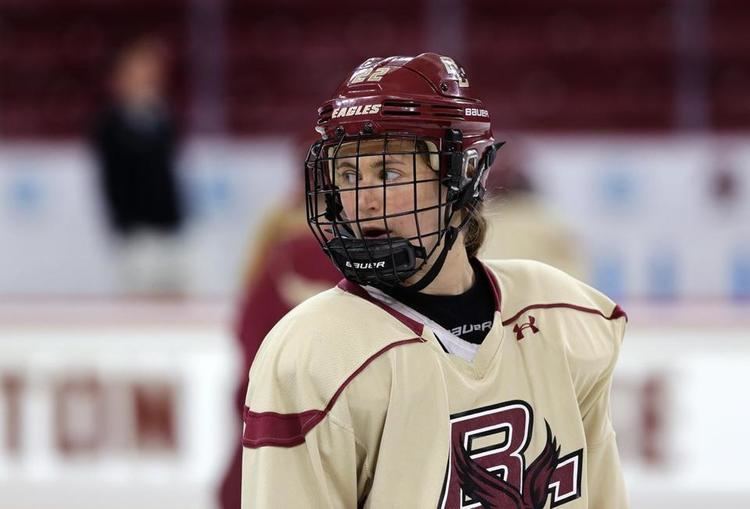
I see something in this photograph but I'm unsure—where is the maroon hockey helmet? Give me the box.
[305,53,504,291]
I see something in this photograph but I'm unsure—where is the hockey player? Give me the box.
[241,53,628,508]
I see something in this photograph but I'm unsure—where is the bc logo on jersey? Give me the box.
[438,401,583,509]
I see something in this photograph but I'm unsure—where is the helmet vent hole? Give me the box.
[318,105,334,123]
[382,100,421,116]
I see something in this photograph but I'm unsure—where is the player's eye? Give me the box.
[381,169,402,182]
[337,170,359,186]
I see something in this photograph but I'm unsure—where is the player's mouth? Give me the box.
[361,227,392,239]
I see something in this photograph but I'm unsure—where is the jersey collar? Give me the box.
[336,259,506,375]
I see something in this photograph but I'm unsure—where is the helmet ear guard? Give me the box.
[470,140,505,203]
[445,134,506,210]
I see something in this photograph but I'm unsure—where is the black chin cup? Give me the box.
[325,237,426,287]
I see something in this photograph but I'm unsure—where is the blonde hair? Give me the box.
[463,201,487,258]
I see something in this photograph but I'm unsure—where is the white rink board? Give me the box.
[0,301,240,509]
[614,323,750,509]
[0,138,296,297]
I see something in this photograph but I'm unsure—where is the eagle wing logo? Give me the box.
[439,402,582,509]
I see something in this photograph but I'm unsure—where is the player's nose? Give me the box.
[356,180,383,213]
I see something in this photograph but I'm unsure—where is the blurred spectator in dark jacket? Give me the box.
[91,38,185,294]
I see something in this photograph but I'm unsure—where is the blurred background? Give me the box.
[0,0,748,508]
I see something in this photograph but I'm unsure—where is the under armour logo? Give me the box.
[513,315,539,340]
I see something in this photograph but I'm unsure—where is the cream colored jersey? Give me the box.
[241,259,628,509]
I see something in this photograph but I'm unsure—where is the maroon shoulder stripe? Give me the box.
[242,337,425,448]
[502,303,628,328]
[336,279,424,335]
[610,304,627,320]
[478,260,503,312]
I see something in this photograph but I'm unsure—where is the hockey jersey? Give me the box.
[241,259,628,508]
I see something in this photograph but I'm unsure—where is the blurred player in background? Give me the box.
[241,53,628,508]
[91,37,185,295]
[480,143,584,280]
[218,184,339,509]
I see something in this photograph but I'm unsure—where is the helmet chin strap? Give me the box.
[394,208,473,293]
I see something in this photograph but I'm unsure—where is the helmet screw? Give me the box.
[335,126,345,138]
[362,122,374,134]
[440,82,449,92]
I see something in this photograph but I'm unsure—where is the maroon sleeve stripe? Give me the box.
[501,303,628,328]
[242,337,425,448]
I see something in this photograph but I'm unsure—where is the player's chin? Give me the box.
[414,233,439,252]
[403,260,433,287]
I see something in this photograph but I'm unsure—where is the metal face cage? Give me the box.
[305,131,467,288]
